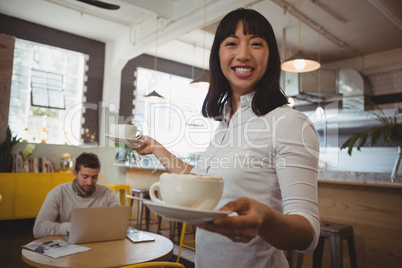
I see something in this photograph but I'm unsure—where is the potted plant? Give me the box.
[0,126,21,172]
[341,104,402,182]
[115,143,141,166]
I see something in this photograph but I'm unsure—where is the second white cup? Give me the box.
[109,124,142,140]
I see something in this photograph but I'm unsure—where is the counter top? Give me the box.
[118,161,402,188]
[318,170,402,188]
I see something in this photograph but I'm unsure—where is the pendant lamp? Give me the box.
[190,0,210,89]
[145,17,165,102]
[281,0,320,73]
[190,70,209,90]
[144,90,165,101]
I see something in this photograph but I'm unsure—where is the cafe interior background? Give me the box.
[0,0,401,267]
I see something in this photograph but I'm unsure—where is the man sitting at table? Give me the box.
[33,152,120,238]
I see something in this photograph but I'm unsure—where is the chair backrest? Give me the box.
[98,174,106,185]
[108,184,131,206]
[120,262,185,268]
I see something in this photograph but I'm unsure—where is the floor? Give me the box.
[0,218,195,268]
[0,218,35,268]
[173,245,196,267]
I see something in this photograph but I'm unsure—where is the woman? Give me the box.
[132,8,320,267]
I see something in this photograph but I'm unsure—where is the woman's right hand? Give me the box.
[128,135,194,174]
[127,135,160,155]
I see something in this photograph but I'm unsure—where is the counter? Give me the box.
[125,167,402,267]
[318,170,402,188]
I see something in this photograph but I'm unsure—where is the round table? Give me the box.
[21,232,174,268]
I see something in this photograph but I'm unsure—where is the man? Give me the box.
[33,152,120,238]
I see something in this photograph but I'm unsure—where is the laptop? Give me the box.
[66,206,131,244]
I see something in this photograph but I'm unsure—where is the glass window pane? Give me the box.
[9,39,86,145]
[48,91,64,109]
[134,67,218,167]
[31,88,48,107]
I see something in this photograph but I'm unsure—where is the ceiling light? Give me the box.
[144,17,165,102]
[144,90,165,102]
[190,0,209,89]
[281,0,320,73]
[190,71,210,90]
[282,50,321,73]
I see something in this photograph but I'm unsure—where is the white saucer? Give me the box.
[105,134,142,146]
[143,200,230,224]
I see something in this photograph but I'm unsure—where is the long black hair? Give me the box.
[202,8,288,120]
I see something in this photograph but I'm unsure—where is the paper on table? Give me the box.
[22,239,90,258]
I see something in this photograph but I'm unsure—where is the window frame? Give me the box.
[0,13,105,144]
[30,69,66,110]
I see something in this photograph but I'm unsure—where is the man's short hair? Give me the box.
[74,153,101,172]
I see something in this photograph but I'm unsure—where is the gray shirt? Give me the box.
[33,181,120,238]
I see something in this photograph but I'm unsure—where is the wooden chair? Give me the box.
[120,262,185,268]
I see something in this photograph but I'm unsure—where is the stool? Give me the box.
[176,222,196,262]
[131,188,151,231]
[157,218,181,243]
[313,221,358,268]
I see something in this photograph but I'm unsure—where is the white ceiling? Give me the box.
[1,0,401,71]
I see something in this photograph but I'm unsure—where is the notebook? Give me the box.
[66,206,131,244]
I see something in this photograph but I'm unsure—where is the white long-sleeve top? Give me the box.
[33,181,120,239]
[192,93,320,268]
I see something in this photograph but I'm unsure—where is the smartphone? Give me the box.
[126,230,156,243]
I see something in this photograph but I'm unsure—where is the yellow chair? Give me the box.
[108,184,135,228]
[176,222,196,262]
[120,262,185,268]
[98,174,106,185]
[108,184,131,206]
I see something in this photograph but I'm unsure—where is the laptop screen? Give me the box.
[67,206,131,244]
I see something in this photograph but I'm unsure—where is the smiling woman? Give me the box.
[218,20,269,100]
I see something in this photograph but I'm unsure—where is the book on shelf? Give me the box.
[12,155,56,173]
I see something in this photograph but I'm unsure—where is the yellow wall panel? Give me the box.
[14,174,53,218]
[0,173,16,219]
[52,172,74,187]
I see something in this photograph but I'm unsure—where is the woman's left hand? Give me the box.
[197,197,271,243]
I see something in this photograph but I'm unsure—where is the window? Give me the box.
[31,69,65,109]
[9,39,87,145]
[134,67,218,166]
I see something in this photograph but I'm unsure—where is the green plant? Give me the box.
[21,143,36,161]
[0,126,21,158]
[341,104,402,155]
[115,143,141,163]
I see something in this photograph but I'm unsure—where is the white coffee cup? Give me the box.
[149,173,224,210]
[109,124,142,140]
